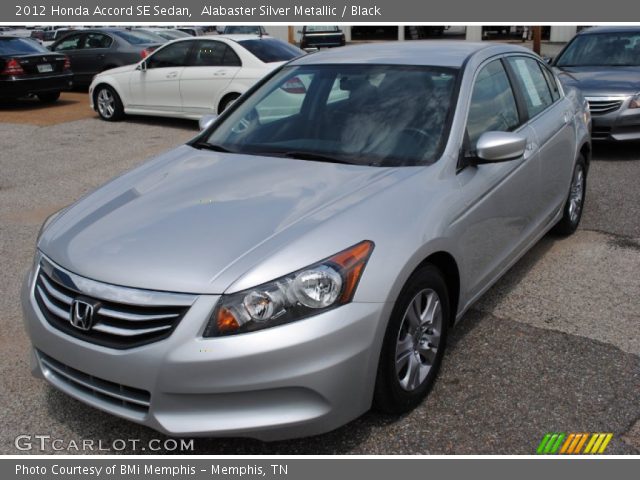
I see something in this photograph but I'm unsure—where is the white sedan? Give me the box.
[89,35,305,121]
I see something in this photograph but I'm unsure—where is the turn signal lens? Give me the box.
[204,241,374,337]
[216,307,240,334]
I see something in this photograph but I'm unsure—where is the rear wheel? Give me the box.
[37,92,60,103]
[552,155,587,236]
[94,85,124,121]
[374,265,450,414]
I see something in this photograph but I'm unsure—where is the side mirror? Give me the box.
[198,114,218,131]
[137,61,147,72]
[474,131,527,163]
[543,56,554,65]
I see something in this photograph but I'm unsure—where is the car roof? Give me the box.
[578,26,640,35]
[289,41,525,67]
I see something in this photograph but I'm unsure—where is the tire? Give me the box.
[94,85,124,121]
[552,155,587,236]
[37,92,60,103]
[218,93,240,114]
[374,264,450,414]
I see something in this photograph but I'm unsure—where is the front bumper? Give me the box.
[588,96,640,141]
[21,264,389,441]
[0,73,73,98]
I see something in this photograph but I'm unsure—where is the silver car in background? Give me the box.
[22,42,590,440]
[552,26,640,141]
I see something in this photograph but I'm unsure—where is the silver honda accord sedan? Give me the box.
[22,42,591,440]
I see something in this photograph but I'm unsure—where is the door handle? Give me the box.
[165,71,178,79]
[213,70,227,76]
[97,54,105,59]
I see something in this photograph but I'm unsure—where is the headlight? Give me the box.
[203,240,374,337]
[630,94,640,109]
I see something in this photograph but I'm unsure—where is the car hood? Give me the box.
[554,66,640,96]
[39,145,412,294]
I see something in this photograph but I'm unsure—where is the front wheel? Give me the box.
[552,155,587,236]
[374,265,450,414]
[94,85,124,121]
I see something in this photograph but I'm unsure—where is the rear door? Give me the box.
[73,32,114,80]
[506,56,575,220]
[455,58,541,298]
[179,40,242,116]
[128,40,192,113]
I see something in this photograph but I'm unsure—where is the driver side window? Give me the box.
[466,59,521,147]
[146,42,191,69]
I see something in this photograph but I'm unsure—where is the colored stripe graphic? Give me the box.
[537,433,613,454]
[559,433,575,454]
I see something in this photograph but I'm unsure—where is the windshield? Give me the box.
[556,32,640,67]
[113,30,163,45]
[0,37,48,55]
[201,64,458,167]
[238,39,304,63]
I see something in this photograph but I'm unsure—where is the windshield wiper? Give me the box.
[282,151,357,165]
[191,141,234,153]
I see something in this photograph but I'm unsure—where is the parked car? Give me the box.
[23,41,590,441]
[135,28,191,41]
[223,26,268,36]
[552,26,640,141]
[177,27,206,37]
[89,35,305,121]
[49,28,165,86]
[299,25,346,49]
[0,36,73,102]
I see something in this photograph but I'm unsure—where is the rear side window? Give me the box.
[237,39,303,63]
[540,65,561,101]
[467,59,521,146]
[191,41,241,67]
[507,57,554,117]
[0,38,48,55]
[83,33,112,49]
[146,41,192,68]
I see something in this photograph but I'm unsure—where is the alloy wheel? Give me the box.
[395,288,443,391]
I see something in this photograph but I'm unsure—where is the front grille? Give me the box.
[33,258,192,349]
[37,350,150,418]
[586,97,625,115]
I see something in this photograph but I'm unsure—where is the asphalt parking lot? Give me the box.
[0,93,638,455]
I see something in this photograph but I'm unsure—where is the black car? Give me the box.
[0,36,73,103]
[299,26,346,49]
[48,28,165,85]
